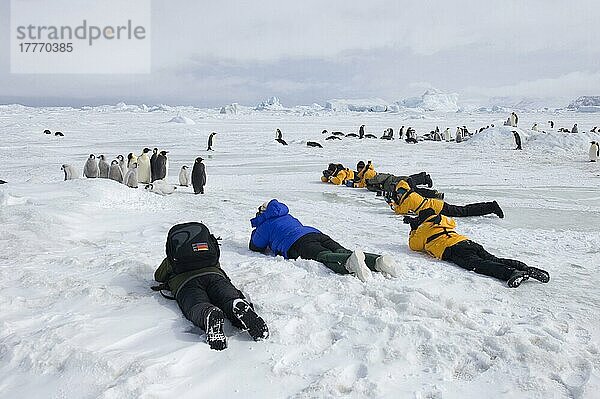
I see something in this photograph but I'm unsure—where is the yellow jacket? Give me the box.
[408,213,468,259]
[354,164,377,188]
[329,168,354,185]
[392,180,444,215]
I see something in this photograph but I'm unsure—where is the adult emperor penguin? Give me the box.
[358,125,366,139]
[548,120,555,129]
[192,157,206,194]
[108,160,124,183]
[98,155,110,178]
[178,165,190,186]
[43,129,51,135]
[207,132,217,151]
[137,148,152,184]
[150,148,159,182]
[127,153,138,169]
[571,123,579,133]
[61,164,77,181]
[155,150,169,180]
[512,131,522,150]
[590,141,599,162]
[117,155,127,176]
[123,162,139,188]
[443,128,451,142]
[532,123,539,132]
[275,129,288,145]
[83,154,99,178]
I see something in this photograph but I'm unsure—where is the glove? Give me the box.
[345,180,354,187]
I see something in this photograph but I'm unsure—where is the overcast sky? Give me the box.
[1,0,599,107]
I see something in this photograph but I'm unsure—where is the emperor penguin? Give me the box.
[192,157,206,194]
[532,123,539,132]
[398,126,405,139]
[123,162,139,188]
[117,155,127,176]
[572,123,579,133]
[137,148,152,184]
[443,128,451,142]
[275,129,288,145]
[178,165,190,186]
[150,148,159,182]
[61,164,77,181]
[591,126,597,133]
[98,155,110,178]
[207,132,217,151]
[548,120,555,129]
[590,141,599,162]
[83,154,99,178]
[456,128,463,143]
[358,125,365,139]
[155,151,169,180]
[145,179,177,196]
[127,153,138,169]
[512,131,522,150]
[43,129,51,135]
[108,160,124,183]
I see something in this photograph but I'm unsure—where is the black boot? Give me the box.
[232,299,269,341]
[527,267,550,283]
[507,270,529,288]
[205,308,227,350]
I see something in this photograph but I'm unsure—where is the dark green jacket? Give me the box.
[154,258,225,298]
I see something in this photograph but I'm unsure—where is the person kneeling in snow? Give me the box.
[153,222,269,350]
[388,179,504,218]
[403,208,550,288]
[249,199,398,281]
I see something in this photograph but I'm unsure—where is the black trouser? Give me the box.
[176,274,244,331]
[287,232,381,275]
[408,172,429,187]
[442,240,528,281]
[441,202,496,217]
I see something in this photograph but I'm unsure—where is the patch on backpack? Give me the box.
[192,242,209,251]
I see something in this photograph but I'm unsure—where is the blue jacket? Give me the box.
[250,199,320,259]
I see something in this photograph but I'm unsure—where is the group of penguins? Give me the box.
[61,148,208,195]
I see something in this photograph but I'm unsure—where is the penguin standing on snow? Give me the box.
[590,141,599,162]
[207,132,217,151]
[155,151,169,180]
[117,155,127,176]
[123,163,139,188]
[61,164,77,181]
[358,125,365,139]
[178,165,190,186]
[192,157,206,194]
[150,148,159,182]
[98,155,110,178]
[548,120,555,129]
[83,154,99,178]
[275,129,288,145]
[571,123,579,133]
[512,131,522,150]
[398,126,405,139]
[127,153,138,170]
[443,128,451,142]
[108,160,124,183]
[137,148,152,184]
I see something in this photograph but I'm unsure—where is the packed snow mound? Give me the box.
[325,98,391,112]
[568,96,600,111]
[167,116,195,125]
[255,96,284,111]
[577,106,600,113]
[466,125,600,154]
[398,89,459,112]
[220,103,239,115]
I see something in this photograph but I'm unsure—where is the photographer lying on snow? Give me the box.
[403,208,550,288]
[153,222,269,350]
[249,199,398,281]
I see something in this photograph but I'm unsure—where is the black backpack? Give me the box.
[166,222,220,274]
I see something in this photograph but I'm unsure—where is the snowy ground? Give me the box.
[0,106,599,399]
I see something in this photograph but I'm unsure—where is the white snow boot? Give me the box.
[375,255,398,277]
[344,250,372,282]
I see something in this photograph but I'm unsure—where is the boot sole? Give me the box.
[233,301,269,341]
[206,309,227,350]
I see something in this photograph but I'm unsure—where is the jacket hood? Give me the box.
[251,199,289,227]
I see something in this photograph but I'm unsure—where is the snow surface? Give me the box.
[1,105,600,399]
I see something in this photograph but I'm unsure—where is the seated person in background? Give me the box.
[249,199,398,281]
[403,208,550,288]
[388,179,504,218]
